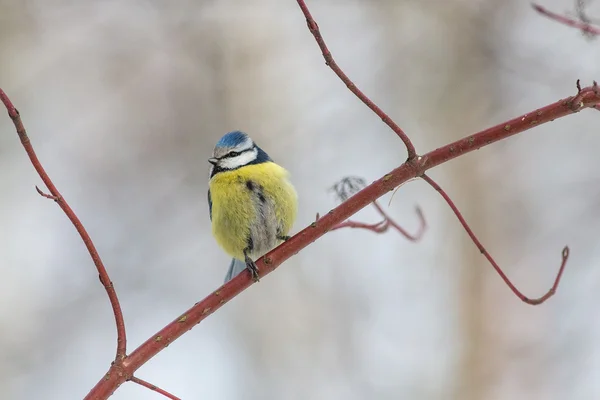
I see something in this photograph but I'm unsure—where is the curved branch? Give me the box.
[328,177,426,240]
[374,202,426,241]
[330,202,426,241]
[331,218,389,233]
[296,0,417,159]
[0,89,127,360]
[532,3,600,35]
[129,377,181,400]
[421,174,569,305]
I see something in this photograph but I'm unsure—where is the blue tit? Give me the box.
[208,131,298,283]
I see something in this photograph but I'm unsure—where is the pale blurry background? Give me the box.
[0,0,599,399]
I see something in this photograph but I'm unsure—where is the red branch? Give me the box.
[330,201,427,242]
[129,377,181,400]
[332,218,389,233]
[296,0,417,159]
[422,174,569,305]
[0,89,127,361]
[532,3,600,35]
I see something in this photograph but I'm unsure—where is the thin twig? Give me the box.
[0,89,127,360]
[331,219,390,233]
[532,3,600,35]
[129,377,181,400]
[329,202,426,241]
[328,177,426,240]
[421,174,569,305]
[295,0,417,159]
[373,202,426,241]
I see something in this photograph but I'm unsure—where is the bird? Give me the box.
[208,130,298,283]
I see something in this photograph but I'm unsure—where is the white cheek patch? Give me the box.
[219,148,258,170]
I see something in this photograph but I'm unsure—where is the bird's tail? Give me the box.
[224,258,247,283]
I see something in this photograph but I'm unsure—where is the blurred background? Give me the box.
[1,0,599,399]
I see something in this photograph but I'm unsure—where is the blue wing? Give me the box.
[208,189,212,221]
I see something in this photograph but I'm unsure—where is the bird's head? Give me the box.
[209,131,270,177]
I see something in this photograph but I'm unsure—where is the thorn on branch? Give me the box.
[422,173,569,305]
[35,185,59,201]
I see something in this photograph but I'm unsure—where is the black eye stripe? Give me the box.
[217,146,255,160]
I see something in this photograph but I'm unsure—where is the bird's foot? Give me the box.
[245,254,260,282]
[278,235,292,242]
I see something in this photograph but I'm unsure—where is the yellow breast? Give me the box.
[209,162,298,260]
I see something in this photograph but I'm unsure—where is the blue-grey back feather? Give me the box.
[224,258,247,283]
[248,145,272,164]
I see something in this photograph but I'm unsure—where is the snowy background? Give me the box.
[1,0,599,399]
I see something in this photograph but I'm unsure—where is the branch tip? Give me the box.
[562,245,570,259]
[422,174,569,305]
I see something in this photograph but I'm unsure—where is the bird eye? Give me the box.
[228,151,241,157]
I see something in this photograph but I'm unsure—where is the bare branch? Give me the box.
[421,174,569,305]
[373,202,426,242]
[532,2,600,35]
[331,218,390,233]
[295,0,417,159]
[328,177,426,240]
[0,89,127,361]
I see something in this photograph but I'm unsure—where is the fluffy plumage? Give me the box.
[208,131,297,282]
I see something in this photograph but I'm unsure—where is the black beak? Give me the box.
[208,158,218,165]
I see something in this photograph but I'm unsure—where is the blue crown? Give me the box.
[216,130,249,148]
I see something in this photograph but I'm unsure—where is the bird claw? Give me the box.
[245,255,260,282]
